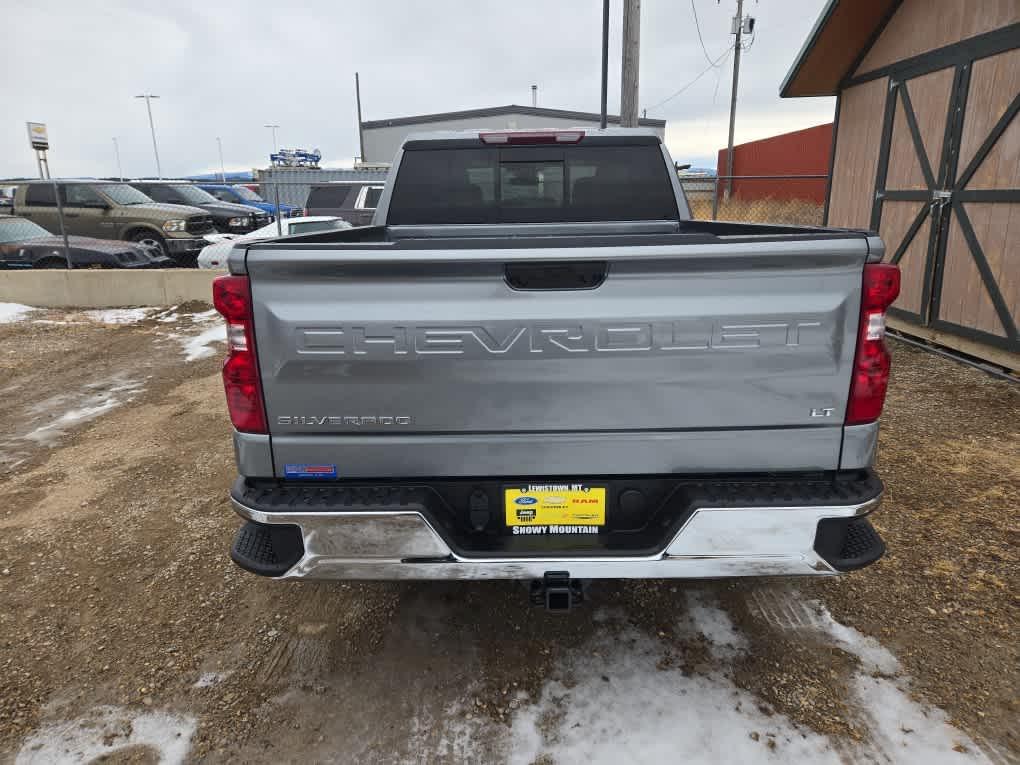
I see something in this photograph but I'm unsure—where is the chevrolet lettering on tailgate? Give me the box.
[295,320,825,358]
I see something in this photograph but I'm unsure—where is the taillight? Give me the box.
[213,275,268,434]
[479,130,585,145]
[846,263,901,425]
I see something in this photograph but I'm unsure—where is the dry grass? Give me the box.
[687,196,825,226]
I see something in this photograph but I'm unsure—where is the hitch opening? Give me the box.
[530,571,584,613]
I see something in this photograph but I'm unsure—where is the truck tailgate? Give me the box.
[246,237,868,478]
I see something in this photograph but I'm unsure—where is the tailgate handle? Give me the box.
[505,261,607,290]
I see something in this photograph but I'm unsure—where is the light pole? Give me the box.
[135,93,162,179]
[264,124,280,155]
[216,137,226,182]
[600,0,609,129]
[112,137,123,181]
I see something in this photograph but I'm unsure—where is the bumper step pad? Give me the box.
[230,521,304,577]
[814,516,886,571]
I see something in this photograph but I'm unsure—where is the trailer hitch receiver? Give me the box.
[530,571,584,613]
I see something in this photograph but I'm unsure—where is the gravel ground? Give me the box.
[0,311,1016,764]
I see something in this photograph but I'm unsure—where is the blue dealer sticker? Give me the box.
[284,464,337,479]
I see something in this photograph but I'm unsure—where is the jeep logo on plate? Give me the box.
[515,508,537,522]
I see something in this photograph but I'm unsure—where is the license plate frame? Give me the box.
[503,483,607,528]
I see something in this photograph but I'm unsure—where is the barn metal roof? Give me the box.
[781,0,901,98]
[361,105,666,129]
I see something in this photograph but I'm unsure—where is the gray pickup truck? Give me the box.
[214,128,900,610]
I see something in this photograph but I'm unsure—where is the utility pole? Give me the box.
[600,0,609,128]
[724,0,744,198]
[112,137,123,181]
[216,137,226,182]
[264,124,280,154]
[135,94,161,179]
[620,0,641,127]
[355,73,365,163]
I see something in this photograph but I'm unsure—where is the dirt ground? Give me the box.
[0,308,1016,764]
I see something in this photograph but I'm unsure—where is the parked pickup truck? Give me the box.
[215,128,899,610]
[197,184,301,220]
[130,181,272,234]
[304,181,385,225]
[13,180,215,266]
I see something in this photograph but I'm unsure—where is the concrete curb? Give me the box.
[0,269,221,308]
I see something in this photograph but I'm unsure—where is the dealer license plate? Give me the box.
[504,483,606,530]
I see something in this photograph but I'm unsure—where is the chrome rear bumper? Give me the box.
[230,493,881,580]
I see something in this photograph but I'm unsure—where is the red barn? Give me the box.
[716,123,833,203]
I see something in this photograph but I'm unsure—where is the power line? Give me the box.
[645,45,732,112]
[690,0,725,68]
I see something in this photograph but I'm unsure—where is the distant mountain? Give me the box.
[678,166,716,177]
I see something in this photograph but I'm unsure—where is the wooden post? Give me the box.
[724,0,744,198]
[620,0,641,127]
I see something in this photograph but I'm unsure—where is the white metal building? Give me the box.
[360,105,667,164]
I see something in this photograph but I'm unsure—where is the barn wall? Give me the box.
[825,78,888,228]
[937,46,1020,342]
[715,123,832,203]
[856,0,1020,75]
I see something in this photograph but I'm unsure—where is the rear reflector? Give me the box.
[846,263,901,426]
[479,130,585,145]
[213,275,268,434]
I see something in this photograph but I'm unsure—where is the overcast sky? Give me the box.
[1,0,834,179]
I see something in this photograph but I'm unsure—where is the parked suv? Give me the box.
[12,181,214,266]
[131,181,271,234]
[197,184,300,219]
[303,182,384,225]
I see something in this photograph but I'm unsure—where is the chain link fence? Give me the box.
[679,175,827,226]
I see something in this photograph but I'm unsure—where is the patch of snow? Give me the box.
[190,308,219,322]
[180,323,226,361]
[193,671,230,688]
[152,305,179,322]
[22,376,144,446]
[405,697,488,763]
[746,589,900,675]
[503,599,986,765]
[852,675,991,763]
[83,307,157,325]
[15,705,195,765]
[810,602,900,675]
[682,590,748,660]
[509,625,842,765]
[0,303,36,323]
[25,401,121,442]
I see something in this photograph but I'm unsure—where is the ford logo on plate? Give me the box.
[514,496,538,506]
